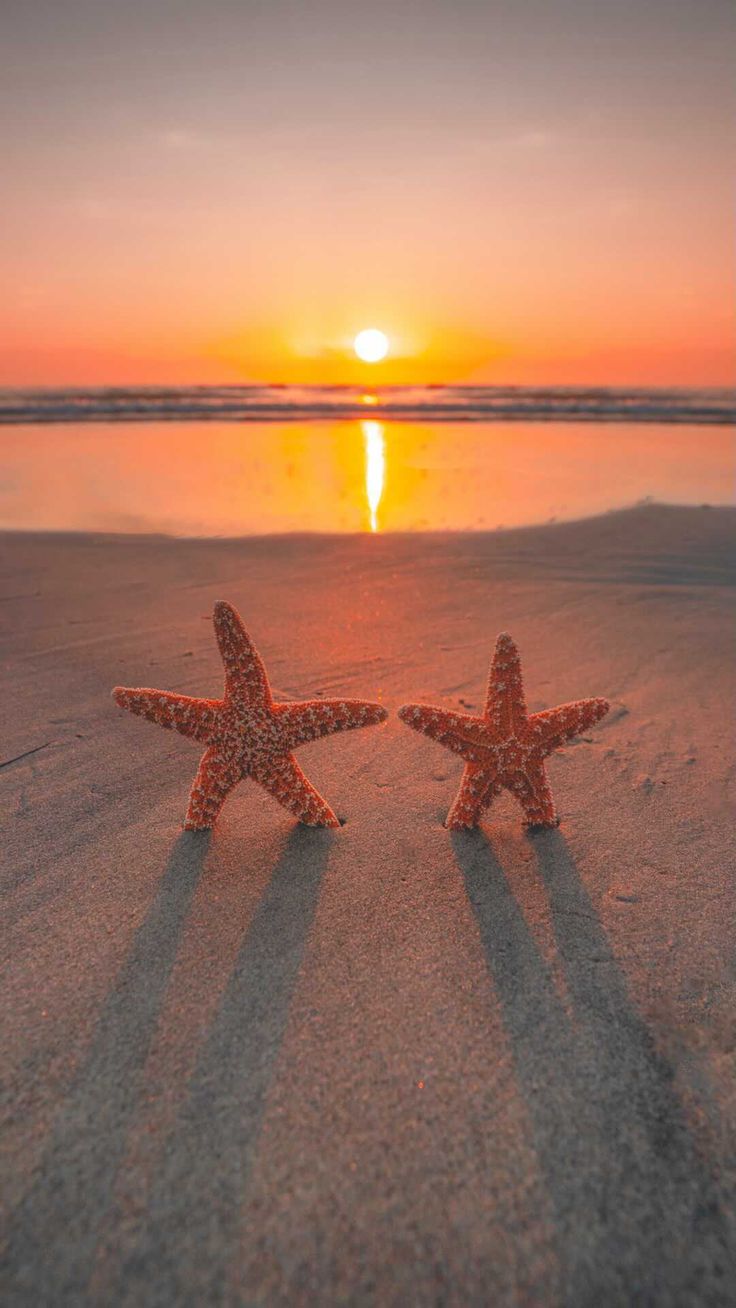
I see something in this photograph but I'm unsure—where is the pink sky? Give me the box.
[1,0,733,386]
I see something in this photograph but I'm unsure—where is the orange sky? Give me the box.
[1,0,734,387]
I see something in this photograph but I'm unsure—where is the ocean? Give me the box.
[0,384,733,426]
[1,385,733,535]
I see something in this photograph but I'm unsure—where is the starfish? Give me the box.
[398,632,609,829]
[113,601,388,830]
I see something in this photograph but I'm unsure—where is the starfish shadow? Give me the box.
[102,823,333,1304]
[4,829,212,1304]
[452,827,729,1305]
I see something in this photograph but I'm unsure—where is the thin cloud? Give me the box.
[156,128,227,151]
[510,129,554,149]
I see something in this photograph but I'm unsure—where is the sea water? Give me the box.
[0,386,733,534]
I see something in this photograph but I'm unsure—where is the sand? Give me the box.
[2,504,735,1306]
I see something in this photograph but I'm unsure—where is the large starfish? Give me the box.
[398,632,609,829]
[113,601,388,830]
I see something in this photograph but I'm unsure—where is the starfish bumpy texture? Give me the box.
[398,633,609,829]
[113,601,388,830]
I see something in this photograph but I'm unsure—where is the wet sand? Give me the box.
[2,504,735,1305]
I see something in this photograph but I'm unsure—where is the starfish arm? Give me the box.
[511,759,558,828]
[112,687,219,743]
[530,697,610,753]
[277,698,388,747]
[213,601,272,707]
[184,747,242,830]
[485,632,528,735]
[445,763,502,829]
[397,704,492,764]
[251,753,340,828]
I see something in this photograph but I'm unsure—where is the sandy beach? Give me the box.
[2,503,735,1305]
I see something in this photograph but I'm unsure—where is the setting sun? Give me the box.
[354,329,389,364]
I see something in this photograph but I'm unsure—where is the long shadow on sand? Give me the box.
[452,828,729,1307]
[5,830,211,1305]
[102,823,332,1305]
[5,825,331,1307]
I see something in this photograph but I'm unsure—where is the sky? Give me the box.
[1,0,733,386]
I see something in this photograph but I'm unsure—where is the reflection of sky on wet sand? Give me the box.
[1,420,733,536]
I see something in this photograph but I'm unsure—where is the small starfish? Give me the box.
[113,601,388,830]
[398,633,609,829]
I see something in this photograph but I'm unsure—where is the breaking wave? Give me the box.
[0,385,733,425]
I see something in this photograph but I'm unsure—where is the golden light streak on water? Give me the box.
[2,421,732,535]
[361,419,385,532]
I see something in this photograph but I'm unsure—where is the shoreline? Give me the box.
[1,498,734,543]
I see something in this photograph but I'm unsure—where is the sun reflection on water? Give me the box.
[1,420,732,536]
[361,419,385,532]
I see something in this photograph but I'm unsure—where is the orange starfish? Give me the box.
[113,601,388,830]
[398,632,609,829]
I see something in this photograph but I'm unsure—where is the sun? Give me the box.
[354,328,389,364]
